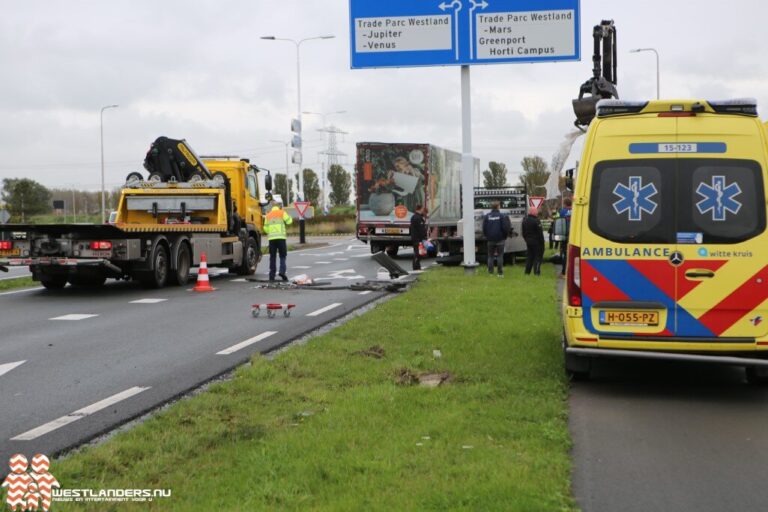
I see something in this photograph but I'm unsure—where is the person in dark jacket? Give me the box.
[522,207,545,276]
[409,205,427,271]
[482,201,511,276]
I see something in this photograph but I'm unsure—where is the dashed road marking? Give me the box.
[293,266,311,269]
[11,386,151,441]
[217,331,277,355]
[229,278,247,283]
[49,314,98,321]
[307,303,342,317]
[315,261,331,264]
[334,258,349,261]
[0,360,25,378]
[129,298,168,304]
[358,291,372,295]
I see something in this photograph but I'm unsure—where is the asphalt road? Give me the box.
[0,237,429,467]
[563,279,768,512]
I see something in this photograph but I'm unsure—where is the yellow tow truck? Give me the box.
[0,137,273,289]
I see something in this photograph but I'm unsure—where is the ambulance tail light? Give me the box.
[567,245,582,307]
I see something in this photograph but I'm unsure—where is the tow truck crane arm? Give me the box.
[572,20,618,128]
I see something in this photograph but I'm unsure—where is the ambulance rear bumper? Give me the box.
[566,347,768,368]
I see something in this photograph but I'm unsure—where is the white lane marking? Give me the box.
[334,258,349,261]
[129,298,168,304]
[292,266,311,269]
[229,278,247,283]
[11,386,151,441]
[352,253,372,258]
[49,314,98,321]
[358,291,372,295]
[0,287,44,296]
[0,360,25,378]
[347,245,367,251]
[307,303,342,317]
[315,261,331,264]
[217,331,277,355]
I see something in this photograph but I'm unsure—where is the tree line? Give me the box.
[1,164,354,223]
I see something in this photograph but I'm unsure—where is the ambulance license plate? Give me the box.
[599,310,659,327]
[0,249,20,256]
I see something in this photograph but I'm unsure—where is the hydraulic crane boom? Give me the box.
[572,20,618,128]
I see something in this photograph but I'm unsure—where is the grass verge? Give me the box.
[53,265,572,511]
[0,276,36,292]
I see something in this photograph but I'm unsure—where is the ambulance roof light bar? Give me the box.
[708,98,758,116]
[595,99,648,117]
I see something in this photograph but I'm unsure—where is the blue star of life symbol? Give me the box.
[696,175,742,221]
[612,176,658,221]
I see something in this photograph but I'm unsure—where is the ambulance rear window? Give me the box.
[589,158,765,244]
[589,159,674,243]
[677,159,764,244]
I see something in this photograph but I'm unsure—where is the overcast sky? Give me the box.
[1,0,766,192]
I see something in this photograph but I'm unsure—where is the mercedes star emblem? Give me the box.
[669,251,684,266]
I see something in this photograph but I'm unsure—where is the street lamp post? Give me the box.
[303,109,346,212]
[260,34,334,243]
[100,104,119,223]
[269,140,291,203]
[629,48,660,99]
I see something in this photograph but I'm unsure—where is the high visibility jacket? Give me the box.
[264,206,293,241]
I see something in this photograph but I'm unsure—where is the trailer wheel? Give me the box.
[40,276,68,290]
[139,244,169,288]
[169,242,191,286]
[386,246,399,257]
[370,243,383,254]
[236,237,258,275]
[68,276,107,288]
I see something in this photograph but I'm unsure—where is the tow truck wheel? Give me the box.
[40,276,68,290]
[139,244,169,288]
[745,366,768,385]
[169,242,191,286]
[236,237,258,276]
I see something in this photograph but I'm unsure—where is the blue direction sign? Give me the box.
[349,0,580,69]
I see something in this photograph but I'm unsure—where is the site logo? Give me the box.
[1,454,59,512]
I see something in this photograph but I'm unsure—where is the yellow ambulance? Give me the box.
[562,99,768,383]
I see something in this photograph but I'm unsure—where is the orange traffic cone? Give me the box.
[192,253,215,292]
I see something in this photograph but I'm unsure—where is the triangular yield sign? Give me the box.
[294,201,310,218]
[529,196,544,210]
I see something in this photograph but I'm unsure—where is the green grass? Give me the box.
[53,266,573,511]
[0,276,36,291]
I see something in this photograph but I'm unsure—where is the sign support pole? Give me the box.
[460,65,478,274]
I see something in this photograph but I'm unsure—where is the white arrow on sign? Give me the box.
[468,0,488,59]
[438,0,463,60]
[0,360,26,378]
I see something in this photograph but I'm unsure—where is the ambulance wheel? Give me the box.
[745,366,768,385]
[40,275,68,290]
[563,333,591,381]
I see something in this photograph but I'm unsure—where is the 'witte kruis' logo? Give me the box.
[1,454,59,512]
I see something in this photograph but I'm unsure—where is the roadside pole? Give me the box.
[460,65,478,274]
